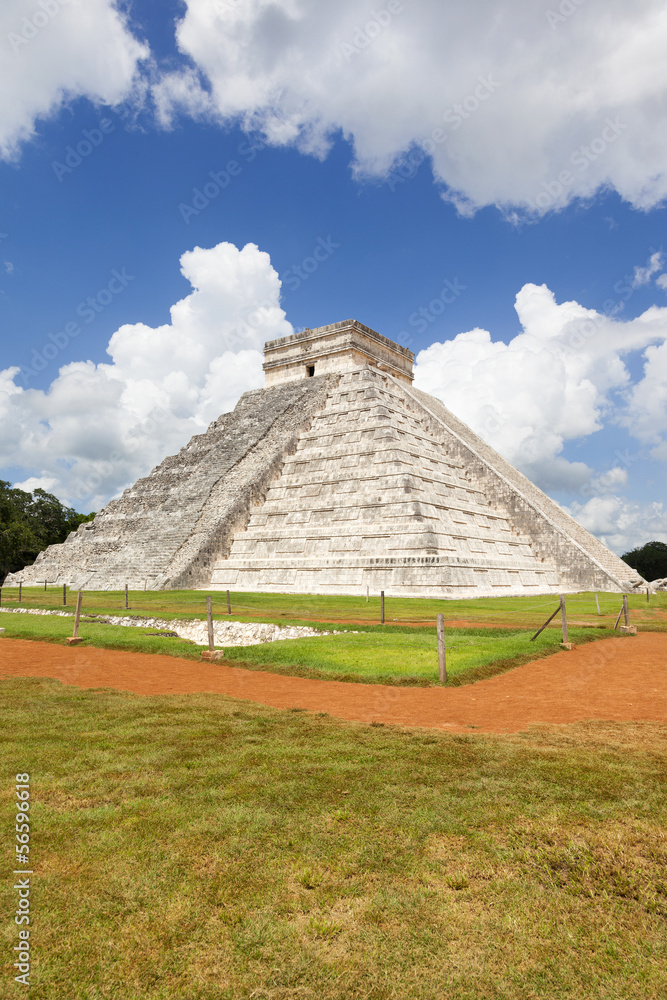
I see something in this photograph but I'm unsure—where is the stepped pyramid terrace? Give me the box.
[7,320,643,597]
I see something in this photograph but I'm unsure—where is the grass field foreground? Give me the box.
[1,678,666,999]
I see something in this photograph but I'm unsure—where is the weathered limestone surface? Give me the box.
[264,319,414,385]
[405,384,638,592]
[7,319,643,597]
[210,366,640,596]
[8,376,338,590]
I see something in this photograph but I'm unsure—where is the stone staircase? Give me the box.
[210,367,632,596]
[7,317,643,598]
[7,375,338,590]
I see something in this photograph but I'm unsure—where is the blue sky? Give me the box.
[1,0,666,555]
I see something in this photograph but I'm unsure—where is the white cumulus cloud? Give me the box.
[621,336,667,451]
[588,466,628,494]
[413,282,667,490]
[2,246,666,557]
[4,1,667,215]
[0,0,148,158]
[152,0,667,214]
[565,496,667,557]
[0,242,291,509]
[632,251,664,288]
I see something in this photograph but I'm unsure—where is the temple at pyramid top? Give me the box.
[263,319,415,385]
[7,317,644,596]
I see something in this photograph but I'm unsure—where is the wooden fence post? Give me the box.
[73,591,83,637]
[618,594,637,635]
[646,587,650,605]
[18,582,22,603]
[44,580,47,591]
[62,583,67,606]
[226,590,231,615]
[559,594,571,648]
[366,585,369,604]
[67,591,84,645]
[436,613,447,683]
[124,583,129,610]
[381,590,385,625]
[595,593,600,615]
[206,595,215,652]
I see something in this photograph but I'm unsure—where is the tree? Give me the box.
[621,541,667,582]
[0,481,95,582]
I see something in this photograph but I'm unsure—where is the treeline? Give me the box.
[621,541,667,582]
[0,481,95,582]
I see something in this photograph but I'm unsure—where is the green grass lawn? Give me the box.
[1,678,665,999]
[0,610,202,661]
[1,585,665,629]
[221,625,618,685]
[0,609,618,686]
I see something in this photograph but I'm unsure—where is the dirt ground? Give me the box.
[2,632,667,733]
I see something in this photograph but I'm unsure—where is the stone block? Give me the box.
[276,538,307,554]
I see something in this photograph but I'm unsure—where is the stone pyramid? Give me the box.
[9,320,642,597]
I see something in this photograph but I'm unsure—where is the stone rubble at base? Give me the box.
[0,607,340,647]
[5,319,645,598]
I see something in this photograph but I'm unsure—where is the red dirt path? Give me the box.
[1,634,666,733]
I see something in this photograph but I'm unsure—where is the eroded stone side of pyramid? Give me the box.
[7,376,338,590]
[209,363,641,597]
[406,384,639,591]
[8,318,643,597]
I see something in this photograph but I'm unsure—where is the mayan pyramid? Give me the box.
[9,320,642,597]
